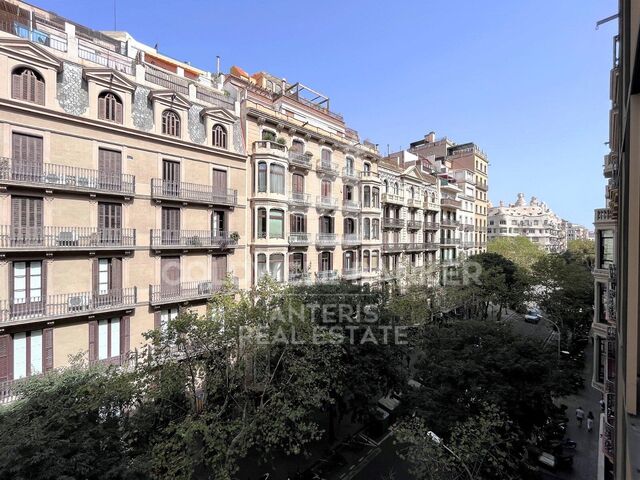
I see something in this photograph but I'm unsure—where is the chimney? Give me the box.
[425,131,436,143]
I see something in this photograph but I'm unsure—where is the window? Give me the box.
[344,185,354,201]
[269,254,284,281]
[394,183,399,195]
[291,139,304,153]
[372,251,379,270]
[159,308,178,332]
[346,157,354,174]
[292,173,304,194]
[599,230,614,268]
[363,162,371,174]
[10,329,51,379]
[98,318,120,360]
[257,254,267,279]
[212,210,225,236]
[363,186,371,207]
[11,67,44,105]
[344,251,355,269]
[270,164,285,194]
[212,124,227,148]
[372,219,380,239]
[319,216,333,234]
[98,259,110,294]
[257,162,267,192]
[410,186,415,199]
[262,129,276,141]
[257,208,267,238]
[363,218,371,239]
[98,91,123,123]
[383,180,389,193]
[372,188,380,208]
[269,209,284,238]
[344,218,356,234]
[321,179,331,198]
[321,149,332,164]
[162,110,181,137]
[13,261,43,313]
[320,252,332,271]
[291,214,306,233]
[363,251,370,271]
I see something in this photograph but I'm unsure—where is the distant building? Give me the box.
[565,222,593,242]
[487,193,567,252]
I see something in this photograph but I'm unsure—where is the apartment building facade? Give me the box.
[592,2,640,477]
[0,1,246,383]
[487,194,567,252]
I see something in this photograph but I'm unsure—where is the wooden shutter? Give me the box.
[88,320,98,362]
[120,316,130,356]
[43,327,53,372]
[212,169,227,192]
[115,101,123,124]
[212,255,227,284]
[98,95,106,119]
[0,335,10,382]
[162,160,180,183]
[289,213,295,233]
[92,258,99,293]
[12,133,43,172]
[98,149,122,190]
[293,174,303,194]
[161,207,180,231]
[11,72,22,100]
[98,203,122,230]
[154,311,161,330]
[34,78,44,105]
[111,258,122,291]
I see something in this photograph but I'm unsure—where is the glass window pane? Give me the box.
[110,318,120,358]
[14,332,27,378]
[30,330,42,375]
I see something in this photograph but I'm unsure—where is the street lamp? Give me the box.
[427,431,474,480]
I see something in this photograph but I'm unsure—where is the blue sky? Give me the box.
[36,0,616,227]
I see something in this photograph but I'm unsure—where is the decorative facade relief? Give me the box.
[233,119,244,154]
[188,105,206,144]
[132,86,154,131]
[56,62,88,116]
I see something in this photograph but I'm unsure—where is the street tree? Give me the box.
[487,236,546,271]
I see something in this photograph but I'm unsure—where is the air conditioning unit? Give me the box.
[198,281,212,295]
[58,231,78,246]
[68,294,89,311]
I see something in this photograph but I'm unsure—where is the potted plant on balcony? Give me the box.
[276,137,286,146]
[230,231,240,244]
[189,235,202,246]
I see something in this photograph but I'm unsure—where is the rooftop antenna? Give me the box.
[216,55,220,75]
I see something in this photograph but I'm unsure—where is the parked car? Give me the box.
[524,308,542,324]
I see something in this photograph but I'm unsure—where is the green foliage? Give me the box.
[566,239,596,270]
[487,236,546,271]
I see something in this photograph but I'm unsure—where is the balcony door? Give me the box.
[161,256,180,298]
[98,148,122,191]
[11,260,45,317]
[161,207,180,245]
[212,168,227,201]
[98,202,122,245]
[212,210,225,240]
[11,196,42,247]
[212,255,227,287]
[12,132,42,182]
[93,257,122,306]
[289,252,306,276]
[162,159,180,196]
[292,173,304,201]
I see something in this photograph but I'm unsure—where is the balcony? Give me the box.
[361,268,380,278]
[316,196,338,210]
[407,220,422,230]
[359,171,380,182]
[342,234,362,246]
[149,279,237,306]
[288,151,312,169]
[316,160,340,176]
[440,238,461,246]
[382,243,405,253]
[381,193,405,205]
[423,242,439,250]
[316,270,338,283]
[440,218,460,228]
[0,226,136,252]
[151,179,237,206]
[252,140,288,158]
[342,168,360,182]
[316,233,338,247]
[0,287,137,325]
[460,241,475,249]
[404,242,424,252]
[603,153,618,178]
[423,199,440,211]
[0,159,135,197]
[423,222,440,230]
[342,200,361,212]
[594,208,613,223]
[150,230,238,250]
[406,198,422,209]
[382,217,405,229]
[341,268,362,280]
[289,192,312,207]
[288,271,311,284]
[288,233,310,246]
[441,197,462,209]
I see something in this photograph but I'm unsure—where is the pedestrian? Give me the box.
[576,406,585,427]
[587,411,594,432]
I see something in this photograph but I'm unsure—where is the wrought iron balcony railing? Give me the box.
[341,268,362,279]
[288,233,310,245]
[316,160,340,176]
[342,234,362,246]
[342,168,360,182]
[0,226,136,250]
[342,200,361,211]
[149,279,238,305]
[423,221,440,230]
[382,217,405,228]
[289,192,312,206]
[288,151,312,169]
[316,270,338,282]
[150,230,238,249]
[407,220,422,230]
[0,287,137,324]
[440,218,460,227]
[316,196,338,209]
[151,179,237,206]
[0,159,136,196]
[316,233,337,247]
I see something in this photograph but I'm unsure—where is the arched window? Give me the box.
[372,188,380,208]
[319,251,332,271]
[270,164,285,194]
[269,253,284,281]
[372,219,380,239]
[212,124,227,148]
[394,182,399,195]
[12,67,44,105]
[363,186,371,207]
[257,208,267,238]
[162,110,181,137]
[383,180,389,193]
[372,250,379,270]
[269,209,284,238]
[291,139,304,154]
[363,162,371,174]
[257,162,267,192]
[363,250,371,271]
[344,218,356,234]
[410,186,415,199]
[363,218,371,239]
[345,156,354,175]
[261,129,276,141]
[344,251,354,269]
[98,91,123,123]
[257,253,267,279]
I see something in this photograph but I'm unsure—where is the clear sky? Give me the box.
[34,0,617,227]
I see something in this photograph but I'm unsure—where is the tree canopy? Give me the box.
[487,236,546,271]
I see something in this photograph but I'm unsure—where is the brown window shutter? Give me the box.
[88,320,98,361]
[43,327,53,372]
[120,316,130,356]
[41,260,47,301]
[154,310,161,330]
[98,95,106,119]
[35,78,45,105]
[289,213,294,232]
[303,253,307,272]
[115,101,123,124]
[11,73,22,100]
[111,257,122,290]
[0,335,10,382]
[92,258,99,293]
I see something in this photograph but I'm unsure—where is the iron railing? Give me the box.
[423,221,440,230]
[441,197,462,208]
[382,217,405,228]
[341,268,362,279]
[288,233,310,245]
[150,230,238,248]
[407,220,422,230]
[0,226,136,249]
[0,159,136,195]
[288,272,311,283]
[289,192,312,206]
[342,200,361,211]
[316,160,339,175]
[316,233,337,246]
[342,234,362,245]
[342,168,359,181]
[78,38,133,74]
[440,238,461,246]
[2,20,68,52]
[144,63,189,94]
[440,218,460,227]
[316,270,338,282]
[149,279,238,304]
[288,152,312,168]
[195,86,235,109]
[151,179,237,205]
[316,196,338,209]
[0,287,137,323]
